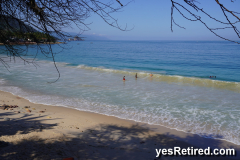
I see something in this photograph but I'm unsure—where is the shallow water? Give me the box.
[0,40,240,145]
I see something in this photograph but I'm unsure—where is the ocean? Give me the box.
[0,40,240,145]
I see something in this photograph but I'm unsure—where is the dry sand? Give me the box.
[0,90,239,160]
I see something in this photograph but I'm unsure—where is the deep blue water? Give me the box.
[51,41,240,82]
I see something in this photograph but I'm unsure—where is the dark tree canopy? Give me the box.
[0,0,239,81]
[0,0,130,81]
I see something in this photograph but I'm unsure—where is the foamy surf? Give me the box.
[65,63,240,92]
[0,84,239,145]
[0,58,240,145]
[1,40,240,146]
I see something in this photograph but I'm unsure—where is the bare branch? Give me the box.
[170,0,240,44]
[0,0,132,82]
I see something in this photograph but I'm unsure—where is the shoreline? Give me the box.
[0,90,239,159]
[0,42,65,45]
[2,87,240,146]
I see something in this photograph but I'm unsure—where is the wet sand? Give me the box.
[0,90,239,160]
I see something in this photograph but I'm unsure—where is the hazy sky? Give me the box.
[65,0,240,41]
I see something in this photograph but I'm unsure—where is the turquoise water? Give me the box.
[0,40,240,145]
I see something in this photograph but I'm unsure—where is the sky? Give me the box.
[64,0,240,41]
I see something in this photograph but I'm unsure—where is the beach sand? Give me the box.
[0,90,239,160]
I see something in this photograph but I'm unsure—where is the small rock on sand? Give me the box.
[25,109,31,113]
[0,106,5,110]
[4,117,10,121]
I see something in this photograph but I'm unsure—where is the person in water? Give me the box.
[135,73,138,78]
[123,76,125,81]
[150,73,153,77]
[210,76,216,78]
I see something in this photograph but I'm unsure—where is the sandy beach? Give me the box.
[0,90,239,160]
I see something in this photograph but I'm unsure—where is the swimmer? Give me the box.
[123,76,125,81]
[135,73,138,78]
[210,76,216,78]
[150,73,153,77]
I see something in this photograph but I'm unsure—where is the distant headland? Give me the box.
[0,15,63,45]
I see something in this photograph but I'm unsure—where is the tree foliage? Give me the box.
[1,31,56,43]
[0,0,130,82]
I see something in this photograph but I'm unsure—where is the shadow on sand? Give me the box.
[0,112,238,160]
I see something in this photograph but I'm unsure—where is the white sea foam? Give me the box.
[0,59,240,145]
[68,64,240,92]
[0,79,5,84]
[0,82,240,145]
